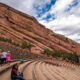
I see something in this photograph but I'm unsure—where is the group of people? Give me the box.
[0,49,25,80]
[0,49,11,65]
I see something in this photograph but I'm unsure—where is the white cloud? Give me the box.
[0,0,51,16]
[0,0,36,16]
[50,0,73,15]
[68,33,80,43]
[69,1,80,16]
[18,0,36,16]
[39,0,80,43]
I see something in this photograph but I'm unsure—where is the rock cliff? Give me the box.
[0,3,80,55]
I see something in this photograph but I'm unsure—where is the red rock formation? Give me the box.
[0,3,80,55]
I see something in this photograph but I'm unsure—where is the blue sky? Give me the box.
[0,0,80,43]
[34,0,56,18]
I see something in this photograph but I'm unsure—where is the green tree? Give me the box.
[12,42,20,47]
[71,54,79,63]
[44,48,51,56]
[27,43,32,51]
[16,43,20,47]
[54,50,62,57]
[8,39,12,43]
[0,37,5,41]
[5,38,9,42]
[21,41,28,49]
[63,53,79,63]
[51,51,54,56]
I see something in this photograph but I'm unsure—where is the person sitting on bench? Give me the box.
[11,64,25,80]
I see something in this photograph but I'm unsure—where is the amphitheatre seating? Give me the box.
[0,58,80,80]
[0,60,20,74]
[0,59,30,74]
[43,59,80,80]
[44,59,79,70]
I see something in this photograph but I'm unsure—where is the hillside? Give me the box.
[0,3,80,55]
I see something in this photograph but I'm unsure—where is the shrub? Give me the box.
[44,48,79,63]
[8,39,12,43]
[63,53,73,60]
[21,41,28,49]
[71,54,79,63]
[16,43,20,47]
[50,51,54,56]
[21,41,32,50]
[0,37,12,43]
[63,53,79,63]
[63,54,69,59]
[44,48,51,56]
[54,50,62,57]
[27,43,32,50]
[0,37,5,41]
[0,37,20,47]
[12,42,20,47]
[44,48,62,57]
[5,38,9,42]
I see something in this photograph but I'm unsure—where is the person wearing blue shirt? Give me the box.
[20,53,23,63]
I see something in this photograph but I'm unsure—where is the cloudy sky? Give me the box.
[0,0,80,43]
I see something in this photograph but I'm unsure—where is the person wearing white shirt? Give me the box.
[1,51,7,63]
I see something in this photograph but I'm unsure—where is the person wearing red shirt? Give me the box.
[11,64,25,80]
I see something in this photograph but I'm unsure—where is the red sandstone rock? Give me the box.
[0,3,80,55]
